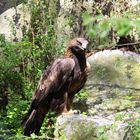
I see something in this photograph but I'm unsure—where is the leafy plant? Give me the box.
[125,118,140,140]
[75,89,89,101]
[0,0,64,139]
[82,0,140,50]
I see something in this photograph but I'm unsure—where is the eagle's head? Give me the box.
[67,38,88,56]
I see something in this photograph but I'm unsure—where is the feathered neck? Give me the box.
[64,48,86,71]
[64,48,73,57]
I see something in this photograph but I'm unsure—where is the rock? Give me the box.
[0,2,30,41]
[54,113,132,140]
[87,50,140,88]
[132,0,140,6]
[55,115,95,140]
[73,50,140,116]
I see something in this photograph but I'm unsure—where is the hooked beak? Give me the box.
[77,38,88,50]
[81,42,88,50]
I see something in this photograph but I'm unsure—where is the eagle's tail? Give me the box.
[21,100,48,136]
[23,109,37,136]
[21,99,36,128]
[22,108,47,136]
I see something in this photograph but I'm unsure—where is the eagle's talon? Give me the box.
[73,110,81,114]
[62,109,81,116]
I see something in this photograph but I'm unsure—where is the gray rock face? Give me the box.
[87,50,140,89]
[55,115,96,140]
[74,50,140,116]
[54,113,134,140]
[0,2,30,41]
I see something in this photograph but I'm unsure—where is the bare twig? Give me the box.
[116,42,140,47]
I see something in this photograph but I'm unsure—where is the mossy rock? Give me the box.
[74,50,140,116]
[54,114,134,140]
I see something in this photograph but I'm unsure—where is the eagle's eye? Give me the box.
[77,40,82,46]
[75,46,80,50]
[74,45,82,52]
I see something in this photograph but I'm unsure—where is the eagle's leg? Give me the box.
[61,92,69,113]
[61,93,80,115]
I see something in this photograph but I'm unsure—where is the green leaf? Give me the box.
[82,12,94,26]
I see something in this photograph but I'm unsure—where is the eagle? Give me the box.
[21,37,90,136]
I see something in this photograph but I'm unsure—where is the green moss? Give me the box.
[58,119,95,140]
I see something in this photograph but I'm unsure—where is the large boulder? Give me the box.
[74,50,140,116]
[55,111,140,140]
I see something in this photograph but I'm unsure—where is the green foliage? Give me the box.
[83,13,139,46]
[0,0,64,139]
[82,0,140,49]
[40,111,57,138]
[58,131,68,140]
[75,89,89,101]
[126,118,140,140]
[95,126,109,140]
[4,101,29,130]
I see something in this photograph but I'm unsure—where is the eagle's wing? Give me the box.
[21,58,75,135]
[34,57,75,104]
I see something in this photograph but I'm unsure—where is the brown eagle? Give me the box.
[21,38,90,136]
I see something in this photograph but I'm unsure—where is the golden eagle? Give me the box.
[21,38,90,136]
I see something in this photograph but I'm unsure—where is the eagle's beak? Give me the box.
[81,42,88,50]
[76,38,88,50]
